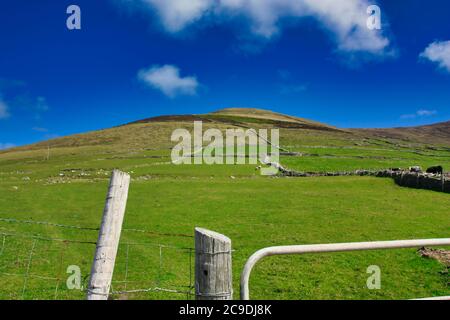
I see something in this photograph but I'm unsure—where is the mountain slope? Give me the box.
[129,108,342,132]
[1,108,345,153]
[352,121,450,147]
[1,108,449,156]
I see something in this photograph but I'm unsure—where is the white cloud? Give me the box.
[128,0,390,54]
[279,84,307,95]
[0,99,10,119]
[138,64,199,97]
[35,96,49,112]
[32,127,49,132]
[0,143,15,150]
[141,0,213,32]
[44,133,60,140]
[420,40,450,73]
[400,109,437,120]
[416,109,437,117]
[277,69,291,80]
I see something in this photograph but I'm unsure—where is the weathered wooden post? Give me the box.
[87,170,131,300]
[195,228,233,300]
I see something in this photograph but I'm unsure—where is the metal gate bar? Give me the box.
[240,238,450,300]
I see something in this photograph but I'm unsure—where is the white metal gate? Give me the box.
[240,238,450,300]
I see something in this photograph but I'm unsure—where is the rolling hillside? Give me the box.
[0,108,449,300]
[2,108,449,155]
[353,121,450,146]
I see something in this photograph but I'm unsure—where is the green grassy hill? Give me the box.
[0,108,449,300]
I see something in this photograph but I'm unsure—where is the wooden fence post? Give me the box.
[195,228,233,300]
[87,170,131,300]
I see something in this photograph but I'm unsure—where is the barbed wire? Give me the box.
[123,227,193,238]
[0,216,343,231]
[0,228,195,300]
[0,272,58,281]
[110,286,193,296]
[0,231,97,245]
[0,216,193,238]
[0,230,196,253]
[0,217,99,231]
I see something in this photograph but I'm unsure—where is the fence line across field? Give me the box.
[0,230,193,250]
[0,231,98,245]
[0,170,199,300]
[0,217,99,231]
[1,169,194,301]
[0,216,193,238]
[0,231,195,300]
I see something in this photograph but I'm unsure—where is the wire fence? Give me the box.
[0,217,196,300]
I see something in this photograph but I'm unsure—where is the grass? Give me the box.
[0,113,449,300]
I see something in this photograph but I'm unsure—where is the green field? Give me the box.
[0,110,449,300]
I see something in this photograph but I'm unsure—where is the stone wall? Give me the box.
[356,170,449,193]
[275,164,450,194]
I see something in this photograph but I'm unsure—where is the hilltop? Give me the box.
[129,107,342,131]
[2,108,449,155]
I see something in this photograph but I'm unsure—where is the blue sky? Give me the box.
[1,0,450,148]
